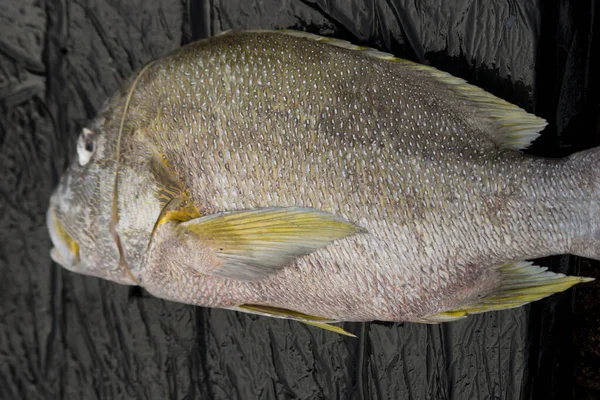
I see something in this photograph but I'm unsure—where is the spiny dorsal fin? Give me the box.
[236,304,356,337]
[417,261,594,323]
[262,29,547,151]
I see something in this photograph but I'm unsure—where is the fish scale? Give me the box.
[139,33,578,315]
[47,31,595,333]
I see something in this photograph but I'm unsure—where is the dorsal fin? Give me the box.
[252,29,547,151]
[417,261,594,323]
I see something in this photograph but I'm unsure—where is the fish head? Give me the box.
[47,118,137,285]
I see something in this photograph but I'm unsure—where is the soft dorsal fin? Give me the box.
[417,261,594,323]
[255,29,547,151]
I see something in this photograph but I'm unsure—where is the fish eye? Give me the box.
[77,128,96,166]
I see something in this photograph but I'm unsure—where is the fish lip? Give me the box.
[46,206,79,268]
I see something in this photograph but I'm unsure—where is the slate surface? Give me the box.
[0,1,598,399]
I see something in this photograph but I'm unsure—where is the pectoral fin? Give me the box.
[180,207,365,281]
[418,261,594,323]
[237,304,357,337]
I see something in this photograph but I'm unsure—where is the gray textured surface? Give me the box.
[1,0,598,399]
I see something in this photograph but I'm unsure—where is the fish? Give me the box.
[46,30,596,336]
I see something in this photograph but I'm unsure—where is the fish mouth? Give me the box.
[47,207,80,267]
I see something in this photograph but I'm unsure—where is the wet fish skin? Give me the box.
[47,31,596,324]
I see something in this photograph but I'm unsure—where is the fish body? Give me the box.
[47,31,596,328]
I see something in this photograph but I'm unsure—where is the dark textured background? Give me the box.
[0,0,598,399]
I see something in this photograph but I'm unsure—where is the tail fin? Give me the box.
[567,147,600,260]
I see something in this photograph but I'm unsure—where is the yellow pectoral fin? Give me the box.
[238,304,356,337]
[180,207,366,281]
[147,193,203,253]
[418,261,594,324]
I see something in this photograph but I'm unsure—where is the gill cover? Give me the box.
[110,60,158,284]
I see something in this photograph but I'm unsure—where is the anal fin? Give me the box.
[418,261,594,324]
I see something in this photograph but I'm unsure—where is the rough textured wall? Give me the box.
[0,0,598,399]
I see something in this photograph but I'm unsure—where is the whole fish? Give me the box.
[47,30,595,335]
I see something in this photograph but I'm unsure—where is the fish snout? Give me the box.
[46,205,80,268]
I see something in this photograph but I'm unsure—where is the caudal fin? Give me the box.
[567,147,600,260]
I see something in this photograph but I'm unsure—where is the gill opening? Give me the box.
[109,60,157,285]
[145,196,179,254]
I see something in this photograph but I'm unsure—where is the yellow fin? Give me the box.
[419,261,594,323]
[238,304,356,337]
[147,153,203,232]
[182,207,365,281]
[302,321,357,337]
[262,29,546,151]
[417,310,468,324]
